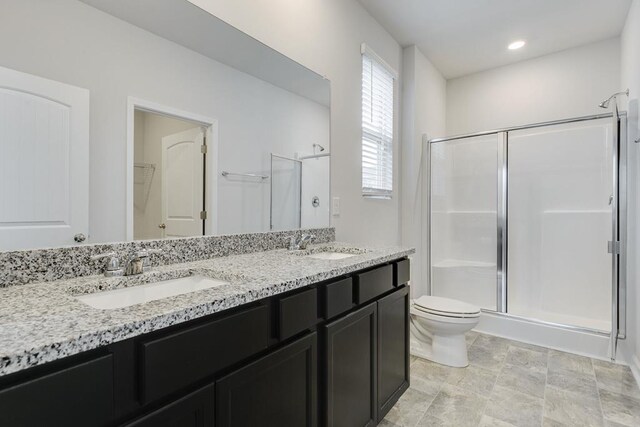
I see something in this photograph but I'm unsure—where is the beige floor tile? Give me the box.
[544,385,604,427]
[504,346,548,372]
[547,367,600,400]
[478,414,517,426]
[495,362,547,398]
[599,389,640,427]
[424,384,487,426]
[508,340,550,354]
[548,350,595,377]
[446,364,497,396]
[473,334,512,352]
[468,343,507,372]
[466,331,479,347]
[384,387,432,427]
[412,358,454,383]
[543,417,570,426]
[594,364,640,399]
[416,414,450,426]
[484,384,544,427]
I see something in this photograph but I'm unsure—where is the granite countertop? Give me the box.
[0,242,414,377]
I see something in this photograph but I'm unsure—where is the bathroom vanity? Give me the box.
[0,239,412,427]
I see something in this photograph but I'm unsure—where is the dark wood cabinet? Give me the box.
[216,332,317,427]
[0,354,114,427]
[139,304,269,404]
[324,303,378,427]
[355,265,394,304]
[0,259,410,427]
[123,384,214,427]
[377,286,410,421]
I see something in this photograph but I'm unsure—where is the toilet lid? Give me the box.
[414,296,481,316]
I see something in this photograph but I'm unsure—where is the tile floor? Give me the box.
[383,332,640,427]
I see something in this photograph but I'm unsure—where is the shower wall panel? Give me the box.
[507,119,613,331]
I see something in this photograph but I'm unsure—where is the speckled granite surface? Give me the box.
[0,227,334,288]
[0,242,413,376]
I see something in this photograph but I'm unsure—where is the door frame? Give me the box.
[126,97,218,240]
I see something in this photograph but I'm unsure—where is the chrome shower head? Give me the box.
[599,89,629,109]
[313,143,325,152]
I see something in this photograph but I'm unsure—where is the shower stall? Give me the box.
[425,111,627,358]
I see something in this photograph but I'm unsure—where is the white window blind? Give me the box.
[362,46,395,198]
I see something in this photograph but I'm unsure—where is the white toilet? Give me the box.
[410,295,481,368]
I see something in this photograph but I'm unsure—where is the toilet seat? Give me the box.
[413,296,480,319]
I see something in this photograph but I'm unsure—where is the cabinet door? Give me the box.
[216,332,317,427]
[324,302,377,427]
[377,286,410,420]
[0,354,114,427]
[123,384,214,427]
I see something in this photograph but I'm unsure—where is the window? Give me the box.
[361,44,395,198]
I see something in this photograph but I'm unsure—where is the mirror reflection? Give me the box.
[0,0,330,251]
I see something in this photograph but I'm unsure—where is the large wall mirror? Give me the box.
[0,0,330,251]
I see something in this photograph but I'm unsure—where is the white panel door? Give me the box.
[0,66,89,250]
[161,127,204,238]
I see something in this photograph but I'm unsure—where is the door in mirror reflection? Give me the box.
[161,128,205,238]
[0,66,89,251]
[133,110,207,240]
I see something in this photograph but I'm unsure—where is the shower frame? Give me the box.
[423,112,628,355]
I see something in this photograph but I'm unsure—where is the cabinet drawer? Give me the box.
[0,354,114,427]
[355,264,394,304]
[394,259,411,286]
[140,304,269,404]
[124,383,214,427]
[323,277,354,319]
[279,288,318,340]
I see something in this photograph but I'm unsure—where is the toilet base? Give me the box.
[410,316,471,368]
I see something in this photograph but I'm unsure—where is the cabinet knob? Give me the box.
[158,223,166,229]
[73,233,86,243]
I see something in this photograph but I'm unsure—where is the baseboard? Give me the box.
[475,311,611,360]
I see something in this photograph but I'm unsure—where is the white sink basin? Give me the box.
[305,252,357,260]
[75,275,230,310]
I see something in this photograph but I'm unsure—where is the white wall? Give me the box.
[446,38,621,135]
[401,46,447,297]
[188,0,404,246]
[0,0,329,244]
[620,0,640,378]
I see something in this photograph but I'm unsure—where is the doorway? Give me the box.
[129,99,217,240]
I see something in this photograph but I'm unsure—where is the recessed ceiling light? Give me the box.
[508,40,526,50]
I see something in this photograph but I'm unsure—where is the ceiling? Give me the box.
[358,0,632,79]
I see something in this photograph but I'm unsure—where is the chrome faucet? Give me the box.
[288,234,316,250]
[92,249,161,277]
[90,252,124,277]
[124,249,162,276]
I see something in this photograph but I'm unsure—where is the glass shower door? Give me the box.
[430,134,499,310]
[270,154,301,231]
[507,118,613,331]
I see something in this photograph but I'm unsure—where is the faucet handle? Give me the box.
[285,236,298,250]
[298,234,316,249]
[137,248,162,272]
[90,252,124,277]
